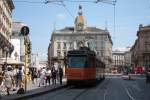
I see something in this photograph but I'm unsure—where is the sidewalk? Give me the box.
[0,78,66,100]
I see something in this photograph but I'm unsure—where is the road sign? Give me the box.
[21,26,29,36]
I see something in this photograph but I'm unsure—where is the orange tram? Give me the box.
[65,47,105,85]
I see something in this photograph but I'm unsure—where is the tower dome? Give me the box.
[75,5,85,31]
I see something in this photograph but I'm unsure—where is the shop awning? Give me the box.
[0,58,24,65]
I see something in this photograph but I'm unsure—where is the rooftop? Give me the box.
[55,26,106,33]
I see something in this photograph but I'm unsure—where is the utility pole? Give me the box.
[24,36,28,92]
[21,26,30,93]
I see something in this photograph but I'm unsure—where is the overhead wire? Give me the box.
[61,4,74,18]
[13,0,45,4]
[45,1,74,18]
[13,0,117,39]
[112,0,116,44]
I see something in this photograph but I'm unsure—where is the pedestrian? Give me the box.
[38,68,45,87]
[0,72,3,85]
[45,68,51,86]
[12,67,17,91]
[0,72,4,87]
[34,68,38,83]
[31,68,37,84]
[4,67,13,95]
[31,68,34,84]
[0,72,5,92]
[51,66,56,85]
[58,65,63,85]
[16,66,23,89]
[54,63,59,82]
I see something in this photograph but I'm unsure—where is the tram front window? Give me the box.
[68,56,86,68]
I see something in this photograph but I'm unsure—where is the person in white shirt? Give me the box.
[38,68,46,87]
[45,68,51,86]
[4,67,13,95]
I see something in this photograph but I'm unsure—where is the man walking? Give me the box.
[58,65,63,85]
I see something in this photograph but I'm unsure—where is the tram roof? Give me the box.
[67,47,95,56]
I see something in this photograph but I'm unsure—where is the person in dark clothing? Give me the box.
[45,68,51,86]
[58,66,63,85]
[51,66,56,85]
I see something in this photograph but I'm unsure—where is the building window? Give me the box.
[101,41,104,49]
[63,42,67,49]
[57,50,61,57]
[69,42,74,49]
[101,50,104,56]
[145,42,150,51]
[64,51,67,57]
[69,42,72,49]
[57,42,61,49]
[97,52,100,56]
[95,46,97,50]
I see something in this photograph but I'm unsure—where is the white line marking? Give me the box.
[104,93,106,100]
[120,78,136,100]
[103,79,109,100]
[124,87,135,100]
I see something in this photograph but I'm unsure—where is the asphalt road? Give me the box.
[27,75,150,100]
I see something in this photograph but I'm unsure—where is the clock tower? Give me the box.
[75,5,85,31]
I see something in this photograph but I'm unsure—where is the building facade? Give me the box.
[11,22,31,66]
[124,50,131,68]
[31,53,39,69]
[48,6,113,70]
[12,22,26,61]
[131,24,150,69]
[112,48,131,73]
[0,0,14,70]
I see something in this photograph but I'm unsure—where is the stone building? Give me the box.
[0,0,14,70]
[131,24,150,69]
[112,47,131,73]
[124,49,131,68]
[48,6,113,70]
[12,22,31,65]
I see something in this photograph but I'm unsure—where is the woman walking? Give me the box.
[38,68,46,87]
[4,67,13,95]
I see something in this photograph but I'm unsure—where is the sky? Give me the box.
[12,0,150,61]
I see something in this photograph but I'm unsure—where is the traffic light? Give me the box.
[21,26,29,36]
[27,42,31,54]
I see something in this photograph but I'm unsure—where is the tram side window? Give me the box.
[88,56,95,67]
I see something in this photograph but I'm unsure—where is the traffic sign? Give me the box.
[21,26,29,36]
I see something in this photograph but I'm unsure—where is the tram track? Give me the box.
[69,79,110,100]
[47,85,94,100]
[44,85,74,99]
[71,79,110,100]
[27,79,108,100]
[121,78,136,100]
[103,79,110,100]
[27,77,139,100]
